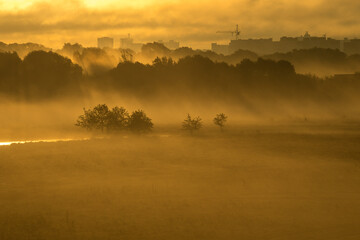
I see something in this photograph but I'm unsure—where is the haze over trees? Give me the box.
[0,42,51,58]
[0,50,82,100]
[263,48,360,75]
[0,46,360,118]
[4,41,360,75]
[127,110,154,134]
[76,104,153,134]
[213,113,228,131]
[182,114,203,135]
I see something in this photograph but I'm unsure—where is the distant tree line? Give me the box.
[0,51,82,99]
[0,42,50,58]
[1,49,360,113]
[4,41,360,76]
[263,48,360,75]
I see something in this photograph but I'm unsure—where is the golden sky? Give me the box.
[0,0,359,49]
[0,0,168,9]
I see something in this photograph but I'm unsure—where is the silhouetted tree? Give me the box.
[76,105,136,133]
[0,42,50,58]
[121,49,134,62]
[57,43,84,60]
[153,57,174,67]
[171,47,196,59]
[22,51,82,98]
[127,110,153,133]
[0,52,21,95]
[141,42,171,59]
[225,49,258,64]
[107,106,129,131]
[263,48,352,75]
[73,47,116,75]
[182,114,202,135]
[76,104,111,132]
[213,113,228,131]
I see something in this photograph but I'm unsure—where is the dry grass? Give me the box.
[1,124,360,240]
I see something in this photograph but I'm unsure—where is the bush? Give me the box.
[75,104,111,132]
[76,105,153,134]
[107,106,129,131]
[128,110,154,134]
[213,113,227,131]
[182,114,202,135]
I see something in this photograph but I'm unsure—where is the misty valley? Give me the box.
[1,42,360,240]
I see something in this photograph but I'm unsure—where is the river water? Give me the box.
[0,138,89,146]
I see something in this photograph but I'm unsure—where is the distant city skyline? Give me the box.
[2,31,359,52]
[1,0,360,49]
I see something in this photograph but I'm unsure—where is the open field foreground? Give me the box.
[1,124,360,240]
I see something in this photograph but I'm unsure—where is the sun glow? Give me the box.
[0,0,170,10]
[0,0,34,10]
[85,0,150,8]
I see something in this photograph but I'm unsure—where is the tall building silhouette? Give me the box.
[120,34,143,52]
[97,37,114,49]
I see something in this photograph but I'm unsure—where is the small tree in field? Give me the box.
[76,105,153,134]
[213,113,227,131]
[127,110,153,134]
[76,104,111,132]
[182,114,202,135]
[107,106,129,132]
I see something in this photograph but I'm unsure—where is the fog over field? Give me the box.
[1,44,360,239]
[1,1,360,239]
[1,128,360,240]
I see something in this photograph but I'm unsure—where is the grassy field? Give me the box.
[1,123,360,240]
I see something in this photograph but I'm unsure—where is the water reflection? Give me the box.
[0,138,89,146]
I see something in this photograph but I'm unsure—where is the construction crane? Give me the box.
[217,24,240,40]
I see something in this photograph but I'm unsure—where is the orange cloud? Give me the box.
[0,0,359,49]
